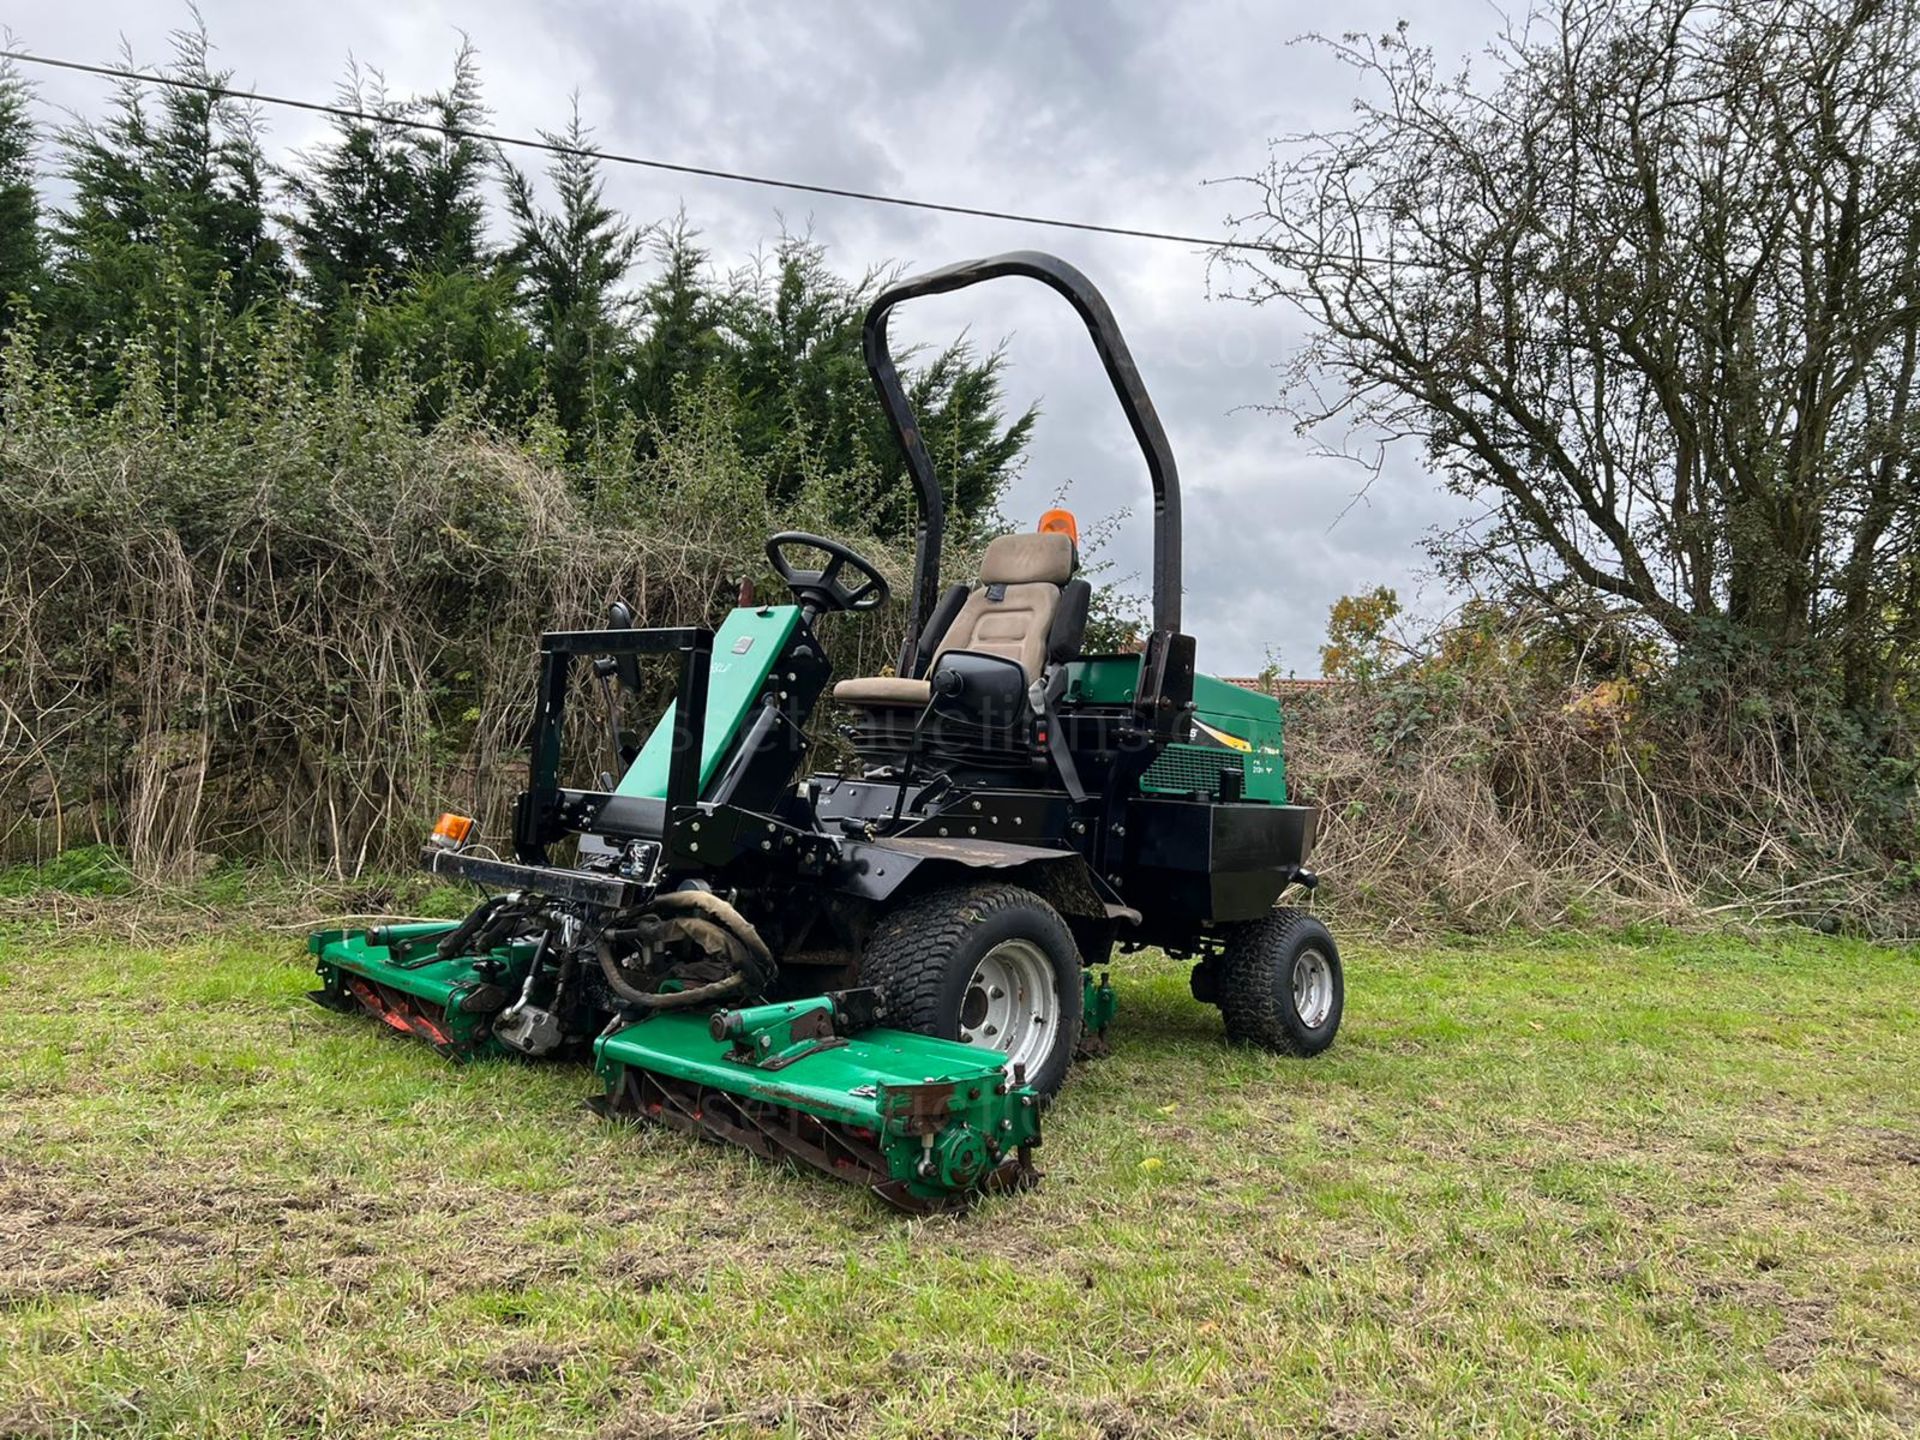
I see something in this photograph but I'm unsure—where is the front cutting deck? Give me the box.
[309,928,1041,1212]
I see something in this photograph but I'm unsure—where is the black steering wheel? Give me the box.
[765,532,891,615]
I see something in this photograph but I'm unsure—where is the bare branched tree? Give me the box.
[1220,0,1920,713]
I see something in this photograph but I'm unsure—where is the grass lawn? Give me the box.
[0,903,1916,1438]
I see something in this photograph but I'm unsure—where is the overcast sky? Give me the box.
[8,1,1499,675]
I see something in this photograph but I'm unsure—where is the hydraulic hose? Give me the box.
[433,895,508,959]
[593,890,773,1010]
[594,936,746,1010]
[647,890,774,973]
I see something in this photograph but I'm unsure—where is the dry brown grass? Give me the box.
[1277,664,1911,936]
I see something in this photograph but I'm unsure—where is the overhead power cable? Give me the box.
[0,47,1335,261]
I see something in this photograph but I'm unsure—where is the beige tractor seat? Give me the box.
[832,532,1077,709]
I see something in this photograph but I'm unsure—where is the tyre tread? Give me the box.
[858,883,1081,1094]
[1219,907,1340,1056]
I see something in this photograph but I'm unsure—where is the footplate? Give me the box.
[593,995,1042,1214]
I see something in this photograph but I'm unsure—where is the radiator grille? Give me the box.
[1140,742,1242,796]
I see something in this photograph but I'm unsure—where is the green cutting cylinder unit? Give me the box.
[309,926,1042,1213]
[594,995,1041,1212]
[309,922,513,1056]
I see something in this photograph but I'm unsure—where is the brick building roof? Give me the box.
[1217,676,1344,696]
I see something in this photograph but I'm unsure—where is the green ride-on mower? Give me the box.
[307,251,1342,1214]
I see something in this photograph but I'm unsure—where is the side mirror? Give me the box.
[606,600,642,692]
[929,650,1030,729]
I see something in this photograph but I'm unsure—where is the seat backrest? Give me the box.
[932,532,1074,682]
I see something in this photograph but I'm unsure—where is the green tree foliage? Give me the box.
[281,66,419,311]
[0,55,43,327]
[280,45,527,425]
[9,20,1029,529]
[404,41,490,278]
[716,235,1035,536]
[49,22,285,383]
[349,264,535,428]
[504,102,642,451]
[285,43,490,307]
[624,226,1032,533]
[1320,587,1405,683]
[631,215,725,420]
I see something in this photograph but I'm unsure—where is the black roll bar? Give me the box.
[861,251,1184,670]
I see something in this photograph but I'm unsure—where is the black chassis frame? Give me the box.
[513,625,713,864]
[494,614,1120,915]
[452,251,1316,966]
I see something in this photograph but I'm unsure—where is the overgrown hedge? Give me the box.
[0,330,919,873]
[1283,614,1919,935]
[5,330,1914,933]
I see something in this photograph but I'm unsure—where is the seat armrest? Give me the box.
[1048,579,1092,665]
[913,583,972,677]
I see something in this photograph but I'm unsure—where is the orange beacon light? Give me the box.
[1037,508,1079,545]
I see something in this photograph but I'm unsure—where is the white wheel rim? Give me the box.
[1292,948,1333,1029]
[957,938,1061,1078]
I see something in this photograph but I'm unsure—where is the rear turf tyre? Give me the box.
[858,884,1083,1100]
[1219,908,1343,1056]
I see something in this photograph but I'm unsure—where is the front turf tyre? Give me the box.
[858,883,1083,1100]
[1219,908,1343,1056]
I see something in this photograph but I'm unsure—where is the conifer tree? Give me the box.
[50,21,285,363]
[403,40,490,275]
[286,42,492,306]
[282,64,417,309]
[21,17,1034,500]
[721,234,1034,530]
[0,54,44,327]
[285,43,525,422]
[504,101,641,445]
[631,214,723,422]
